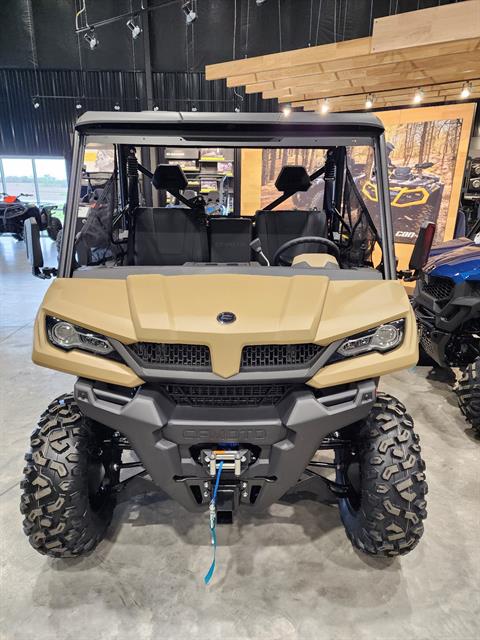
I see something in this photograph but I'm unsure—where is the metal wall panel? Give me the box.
[0,68,275,157]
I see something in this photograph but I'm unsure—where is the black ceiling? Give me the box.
[0,0,465,73]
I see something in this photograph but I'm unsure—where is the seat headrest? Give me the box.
[275,166,311,193]
[152,164,188,192]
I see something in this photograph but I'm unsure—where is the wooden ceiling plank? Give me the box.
[334,52,477,82]
[321,37,480,74]
[273,71,340,90]
[226,73,257,87]
[255,63,323,83]
[245,81,274,94]
[262,78,355,100]
[371,0,480,53]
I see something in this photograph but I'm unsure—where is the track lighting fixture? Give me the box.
[460,82,472,99]
[84,29,99,50]
[126,18,142,39]
[114,102,121,111]
[182,2,197,24]
[234,105,241,113]
[413,88,424,104]
[191,105,198,112]
[153,105,160,111]
[256,0,268,5]
[32,97,40,109]
[282,103,292,116]
[320,98,330,114]
[365,94,374,109]
[75,101,83,110]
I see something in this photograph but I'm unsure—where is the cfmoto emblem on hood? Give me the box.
[217,311,236,324]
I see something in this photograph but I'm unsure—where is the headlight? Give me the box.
[334,319,405,360]
[46,316,114,355]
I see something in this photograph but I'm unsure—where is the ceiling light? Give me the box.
[191,105,198,112]
[32,97,40,109]
[320,98,330,114]
[413,88,424,104]
[114,102,121,111]
[84,29,99,50]
[256,0,268,5]
[75,101,82,110]
[126,18,142,39]
[182,2,197,24]
[234,105,241,113]
[365,94,374,109]
[153,104,159,111]
[460,82,472,99]
[282,103,292,116]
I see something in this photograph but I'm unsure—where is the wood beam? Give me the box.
[371,0,480,53]
[243,38,480,95]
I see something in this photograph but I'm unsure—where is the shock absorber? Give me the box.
[324,148,337,235]
[127,147,139,209]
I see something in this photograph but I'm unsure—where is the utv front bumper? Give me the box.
[75,378,376,512]
[413,275,480,367]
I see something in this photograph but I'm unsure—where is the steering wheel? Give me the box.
[273,236,341,266]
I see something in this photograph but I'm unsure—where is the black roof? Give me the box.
[75,110,385,145]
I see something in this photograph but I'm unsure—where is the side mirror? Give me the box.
[409,221,436,272]
[24,217,56,279]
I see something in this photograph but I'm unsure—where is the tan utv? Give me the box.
[21,111,428,559]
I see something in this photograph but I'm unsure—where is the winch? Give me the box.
[201,448,251,477]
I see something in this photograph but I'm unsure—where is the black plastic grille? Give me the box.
[129,343,211,370]
[161,383,293,407]
[420,276,455,302]
[240,343,322,370]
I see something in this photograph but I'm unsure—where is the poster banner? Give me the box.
[259,104,475,248]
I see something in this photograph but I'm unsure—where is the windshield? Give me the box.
[61,142,385,276]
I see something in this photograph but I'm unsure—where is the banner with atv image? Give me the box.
[260,108,471,245]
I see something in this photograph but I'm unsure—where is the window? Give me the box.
[34,159,68,206]
[0,157,68,208]
[1,158,35,202]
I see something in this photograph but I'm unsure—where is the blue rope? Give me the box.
[204,460,224,585]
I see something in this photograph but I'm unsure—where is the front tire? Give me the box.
[455,358,480,434]
[336,394,427,556]
[20,394,120,557]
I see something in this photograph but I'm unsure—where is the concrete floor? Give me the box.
[0,235,478,640]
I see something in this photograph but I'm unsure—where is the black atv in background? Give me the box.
[411,218,480,433]
[0,193,62,241]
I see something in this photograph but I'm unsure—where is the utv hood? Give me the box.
[34,271,415,384]
[425,244,480,283]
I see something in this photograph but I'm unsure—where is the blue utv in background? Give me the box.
[411,218,480,433]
